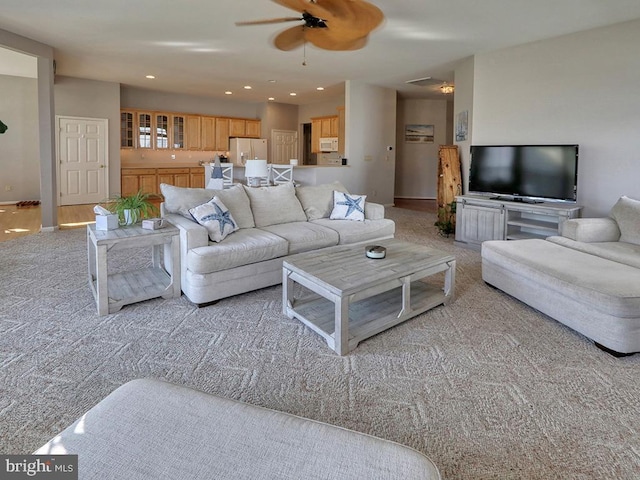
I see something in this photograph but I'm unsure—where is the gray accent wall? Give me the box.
[54,76,121,198]
[395,98,451,200]
[457,19,640,216]
[0,75,39,203]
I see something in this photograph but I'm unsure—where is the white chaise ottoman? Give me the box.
[482,239,640,354]
[36,379,440,479]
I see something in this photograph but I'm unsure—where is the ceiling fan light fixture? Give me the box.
[440,82,454,94]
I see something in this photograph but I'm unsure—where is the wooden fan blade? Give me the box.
[305,28,368,51]
[236,17,302,26]
[271,0,312,14]
[274,25,306,51]
[323,0,384,33]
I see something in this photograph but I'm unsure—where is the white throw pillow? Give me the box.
[330,191,366,221]
[189,196,239,242]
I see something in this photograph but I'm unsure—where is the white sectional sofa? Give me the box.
[160,181,395,305]
[482,196,640,355]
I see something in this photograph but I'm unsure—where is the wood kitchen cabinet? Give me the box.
[137,112,153,149]
[228,118,246,137]
[120,111,135,148]
[172,115,185,149]
[337,106,345,154]
[120,110,260,152]
[121,167,206,197]
[190,167,205,188]
[245,119,261,137]
[157,168,190,192]
[155,113,170,149]
[186,115,201,150]
[310,115,339,153]
[229,118,261,138]
[121,168,158,197]
[215,117,230,151]
[201,116,217,151]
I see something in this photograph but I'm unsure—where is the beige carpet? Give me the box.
[1,207,639,479]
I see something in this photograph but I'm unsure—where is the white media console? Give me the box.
[454,195,583,249]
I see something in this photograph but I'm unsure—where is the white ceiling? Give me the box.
[2,0,640,104]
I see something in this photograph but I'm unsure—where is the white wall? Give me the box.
[395,98,450,199]
[54,76,121,196]
[340,80,397,205]
[120,86,262,119]
[453,56,475,190]
[0,75,39,202]
[468,19,640,216]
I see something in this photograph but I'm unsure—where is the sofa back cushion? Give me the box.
[243,183,306,227]
[295,181,349,221]
[160,183,255,229]
[610,195,640,245]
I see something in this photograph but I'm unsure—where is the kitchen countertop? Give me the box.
[121,163,347,169]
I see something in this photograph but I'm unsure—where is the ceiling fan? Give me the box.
[235,0,384,51]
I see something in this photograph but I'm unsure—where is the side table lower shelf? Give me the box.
[89,266,175,314]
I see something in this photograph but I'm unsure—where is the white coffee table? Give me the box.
[282,239,456,355]
[87,223,181,315]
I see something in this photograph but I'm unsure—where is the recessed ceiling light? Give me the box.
[268,80,276,83]
[289,92,297,96]
[145,75,155,79]
[244,85,252,90]
[268,97,275,101]
[225,91,233,95]
[316,87,324,91]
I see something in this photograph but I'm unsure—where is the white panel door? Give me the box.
[58,116,108,205]
[271,129,298,165]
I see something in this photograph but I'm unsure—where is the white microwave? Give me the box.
[319,137,339,152]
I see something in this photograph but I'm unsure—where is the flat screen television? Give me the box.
[468,144,578,202]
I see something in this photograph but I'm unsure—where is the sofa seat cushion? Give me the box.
[260,222,339,254]
[312,218,395,245]
[187,228,288,274]
[547,236,640,269]
[482,239,640,317]
[244,183,307,227]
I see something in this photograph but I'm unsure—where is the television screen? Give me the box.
[469,145,578,201]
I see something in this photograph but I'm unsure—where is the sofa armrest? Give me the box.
[561,217,621,243]
[365,202,385,220]
[162,210,209,251]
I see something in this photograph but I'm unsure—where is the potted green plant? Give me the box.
[107,189,158,226]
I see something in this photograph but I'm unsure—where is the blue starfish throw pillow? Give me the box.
[330,191,366,221]
[189,196,239,242]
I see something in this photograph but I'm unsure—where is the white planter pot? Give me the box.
[121,208,140,226]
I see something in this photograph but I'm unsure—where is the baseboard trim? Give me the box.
[393,196,436,200]
[40,226,60,233]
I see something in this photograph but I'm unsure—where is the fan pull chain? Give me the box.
[302,41,307,66]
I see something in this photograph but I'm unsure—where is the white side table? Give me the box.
[87,223,181,315]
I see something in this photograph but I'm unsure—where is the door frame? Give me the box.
[56,115,109,206]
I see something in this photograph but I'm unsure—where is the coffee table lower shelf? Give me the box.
[285,281,446,353]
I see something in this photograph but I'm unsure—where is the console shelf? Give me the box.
[454,195,582,248]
